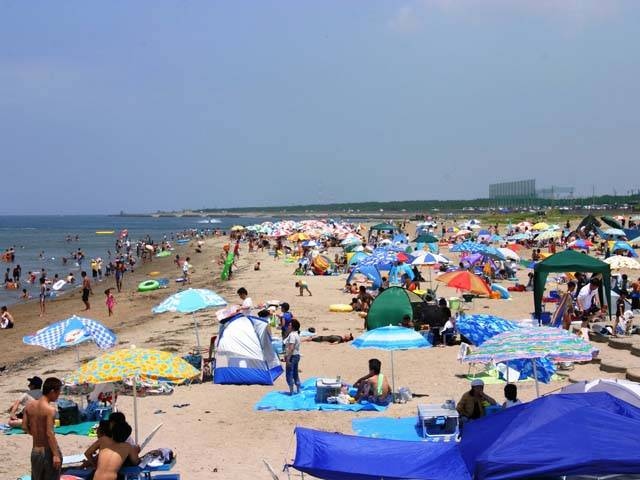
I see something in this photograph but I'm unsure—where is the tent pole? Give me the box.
[193,312,201,351]
[133,375,139,444]
[532,359,540,398]
[390,351,396,403]
[506,361,510,383]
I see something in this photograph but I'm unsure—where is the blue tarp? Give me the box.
[352,416,424,442]
[291,427,471,480]
[255,378,388,412]
[460,392,640,480]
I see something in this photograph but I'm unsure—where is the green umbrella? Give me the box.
[413,233,439,244]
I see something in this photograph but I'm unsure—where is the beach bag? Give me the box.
[57,399,80,426]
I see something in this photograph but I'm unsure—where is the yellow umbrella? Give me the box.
[65,348,199,442]
[531,222,550,231]
[288,232,310,242]
[230,225,245,231]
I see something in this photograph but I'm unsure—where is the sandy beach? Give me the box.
[1,222,636,479]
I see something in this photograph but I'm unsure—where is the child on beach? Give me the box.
[295,280,312,296]
[278,303,294,338]
[105,289,116,316]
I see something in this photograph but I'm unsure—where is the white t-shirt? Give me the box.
[503,399,522,408]
[182,261,191,274]
[443,320,455,331]
[284,331,301,355]
[240,297,253,313]
[577,284,597,311]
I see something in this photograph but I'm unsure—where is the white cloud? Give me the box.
[388,4,423,33]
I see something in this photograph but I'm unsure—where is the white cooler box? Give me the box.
[315,378,342,403]
[417,404,459,441]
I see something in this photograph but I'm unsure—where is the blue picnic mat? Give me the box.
[352,416,424,441]
[4,420,96,436]
[255,378,388,412]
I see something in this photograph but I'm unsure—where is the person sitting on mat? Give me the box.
[353,358,391,405]
[85,421,139,480]
[456,379,497,422]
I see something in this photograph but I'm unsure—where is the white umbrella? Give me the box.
[497,247,519,261]
[604,255,640,270]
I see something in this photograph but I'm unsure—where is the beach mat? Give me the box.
[352,416,424,442]
[255,378,388,412]
[5,421,96,436]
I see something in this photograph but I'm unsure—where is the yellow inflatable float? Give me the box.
[329,304,353,313]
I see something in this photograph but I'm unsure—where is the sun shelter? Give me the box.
[368,223,399,241]
[533,249,611,318]
[213,313,283,385]
[366,286,426,330]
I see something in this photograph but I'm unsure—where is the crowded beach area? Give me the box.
[3,213,640,479]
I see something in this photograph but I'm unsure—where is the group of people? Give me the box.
[9,375,142,480]
[456,378,521,424]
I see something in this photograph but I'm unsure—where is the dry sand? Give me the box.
[0,224,636,479]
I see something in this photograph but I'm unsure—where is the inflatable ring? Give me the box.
[491,284,511,299]
[148,271,160,277]
[329,304,353,313]
[138,280,160,292]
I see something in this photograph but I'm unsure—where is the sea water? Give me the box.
[0,215,266,306]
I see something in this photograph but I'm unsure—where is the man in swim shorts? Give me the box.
[22,377,63,480]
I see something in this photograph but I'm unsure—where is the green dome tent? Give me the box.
[368,222,399,241]
[533,250,612,318]
[366,287,426,330]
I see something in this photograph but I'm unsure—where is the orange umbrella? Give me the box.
[506,244,523,252]
[435,270,492,296]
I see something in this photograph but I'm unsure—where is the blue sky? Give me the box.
[1,0,639,214]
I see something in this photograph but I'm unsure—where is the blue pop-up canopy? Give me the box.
[460,392,640,479]
[291,427,470,480]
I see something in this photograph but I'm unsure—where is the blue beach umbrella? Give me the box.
[348,251,369,266]
[352,325,430,400]
[612,241,638,257]
[153,288,227,349]
[23,315,117,363]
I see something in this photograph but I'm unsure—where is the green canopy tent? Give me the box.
[368,223,399,241]
[366,286,426,330]
[575,214,601,234]
[533,250,612,318]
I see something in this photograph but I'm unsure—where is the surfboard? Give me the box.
[52,280,66,291]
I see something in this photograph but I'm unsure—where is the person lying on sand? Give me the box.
[303,333,354,344]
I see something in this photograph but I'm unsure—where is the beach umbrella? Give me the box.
[532,222,550,231]
[506,243,524,252]
[230,225,245,231]
[436,270,492,296]
[601,216,624,229]
[568,239,593,250]
[348,251,369,266]
[65,347,199,442]
[462,326,597,396]
[411,252,449,265]
[602,228,626,238]
[604,255,640,270]
[516,221,532,229]
[288,232,310,242]
[352,326,430,402]
[153,288,227,349]
[508,232,531,241]
[456,314,555,383]
[497,247,519,261]
[23,315,116,364]
[536,230,562,241]
[301,240,318,247]
[413,233,439,244]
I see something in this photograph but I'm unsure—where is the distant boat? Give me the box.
[197,218,221,224]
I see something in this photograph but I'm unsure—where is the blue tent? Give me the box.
[213,314,283,385]
[347,264,382,289]
[290,427,470,480]
[460,392,640,479]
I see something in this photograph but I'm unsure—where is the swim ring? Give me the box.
[329,304,353,313]
[148,271,161,277]
[491,284,510,299]
[138,280,160,292]
[52,280,66,291]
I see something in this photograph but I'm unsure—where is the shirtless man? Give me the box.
[22,377,63,480]
[85,421,139,480]
[81,271,92,310]
[353,358,392,404]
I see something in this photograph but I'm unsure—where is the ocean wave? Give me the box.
[197,219,221,224]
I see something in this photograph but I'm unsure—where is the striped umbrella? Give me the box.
[436,270,492,296]
[352,326,430,401]
[411,252,450,265]
[462,326,597,396]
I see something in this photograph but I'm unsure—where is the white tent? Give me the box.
[213,313,283,385]
[558,378,640,409]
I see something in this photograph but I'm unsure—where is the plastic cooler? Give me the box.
[417,404,459,441]
[315,378,342,403]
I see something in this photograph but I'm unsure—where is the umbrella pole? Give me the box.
[133,376,139,444]
[193,312,201,351]
[390,351,396,403]
[532,359,540,398]
[75,345,80,366]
